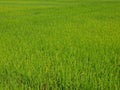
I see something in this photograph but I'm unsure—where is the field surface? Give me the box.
[0,0,120,90]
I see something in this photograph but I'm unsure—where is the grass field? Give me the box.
[0,0,120,90]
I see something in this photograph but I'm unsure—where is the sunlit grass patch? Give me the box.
[0,0,120,90]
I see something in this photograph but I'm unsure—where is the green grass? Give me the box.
[0,0,120,90]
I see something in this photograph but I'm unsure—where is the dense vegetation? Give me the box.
[0,0,120,90]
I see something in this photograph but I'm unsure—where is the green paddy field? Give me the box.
[0,0,120,90]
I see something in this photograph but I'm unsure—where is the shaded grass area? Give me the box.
[0,0,120,90]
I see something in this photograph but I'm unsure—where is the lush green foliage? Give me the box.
[0,0,120,90]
